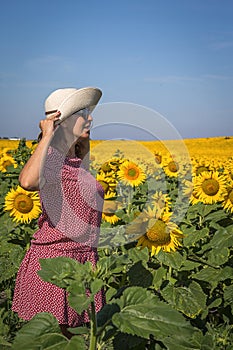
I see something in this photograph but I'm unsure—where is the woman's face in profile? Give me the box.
[62,112,93,139]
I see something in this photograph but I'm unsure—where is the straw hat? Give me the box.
[44,87,102,124]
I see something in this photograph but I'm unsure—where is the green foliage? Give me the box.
[0,140,232,349]
[0,139,37,344]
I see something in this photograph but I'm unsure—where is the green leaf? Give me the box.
[206,246,229,267]
[183,227,209,248]
[204,208,229,223]
[197,202,218,217]
[38,257,95,290]
[112,287,194,340]
[90,278,104,294]
[96,254,130,279]
[191,330,215,350]
[161,281,207,318]
[191,266,233,290]
[67,326,89,335]
[97,303,120,327]
[36,334,68,349]
[0,243,24,283]
[180,259,201,271]
[68,282,92,315]
[152,266,167,289]
[198,227,232,266]
[105,286,118,302]
[209,227,232,250]
[207,298,222,309]
[0,335,12,347]
[163,330,213,350]
[127,260,153,288]
[38,257,81,288]
[64,336,86,350]
[224,284,233,307]
[12,312,64,350]
[127,246,149,263]
[99,225,129,247]
[156,250,184,269]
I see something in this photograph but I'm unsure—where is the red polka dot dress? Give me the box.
[12,147,105,327]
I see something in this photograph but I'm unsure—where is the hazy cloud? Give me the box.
[203,74,233,81]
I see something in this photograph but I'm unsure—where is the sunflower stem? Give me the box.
[198,215,203,228]
[126,187,134,215]
[89,301,98,350]
[168,265,172,278]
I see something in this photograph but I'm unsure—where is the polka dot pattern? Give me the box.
[12,147,105,327]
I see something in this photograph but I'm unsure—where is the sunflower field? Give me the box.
[0,136,232,350]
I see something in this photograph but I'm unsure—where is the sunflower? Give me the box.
[163,159,180,178]
[0,155,17,172]
[193,171,227,204]
[100,158,125,178]
[181,179,200,205]
[96,173,117,194]
[4,186,41,223]
[126,206,183,256]
[117,160,146,187]
[223,162,233,186]
[154,151,163,165]
[1,147,13,157]
[102,191,121,224]
[222,186,233,214]
[192,158,211,176]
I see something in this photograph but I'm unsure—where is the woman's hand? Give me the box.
[39,111,61,138]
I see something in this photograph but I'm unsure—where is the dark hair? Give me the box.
[37,132,43,142]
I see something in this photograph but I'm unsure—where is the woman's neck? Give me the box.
[67,144,76,158]
[50,126,76,157]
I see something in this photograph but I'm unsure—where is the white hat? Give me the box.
[44,87,102,124]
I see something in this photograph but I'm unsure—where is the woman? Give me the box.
[12,87,105,337]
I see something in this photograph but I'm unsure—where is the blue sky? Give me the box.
[0,0,233,140]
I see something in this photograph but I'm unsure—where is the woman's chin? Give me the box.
[82,129,91,136]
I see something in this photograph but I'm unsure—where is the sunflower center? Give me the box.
[154,154,162,164]
[14,194,33,213]
[126,168,139,180]
[201,178,219,196]
[168,161,179,173]
[196,166,208,175]
[146,219,171,245]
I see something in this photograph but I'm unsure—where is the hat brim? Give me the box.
[56,87,102,124]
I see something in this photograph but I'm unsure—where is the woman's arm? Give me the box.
[19,112,60,191]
